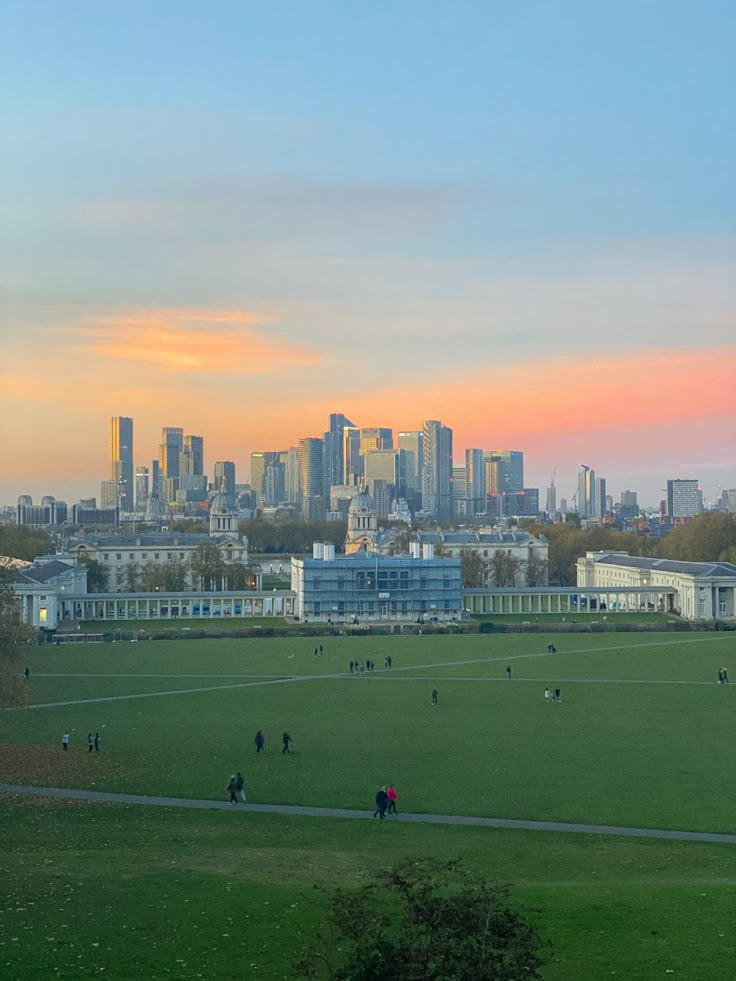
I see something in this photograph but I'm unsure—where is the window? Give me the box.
[167,553,173,560]
[129,553,135,560]
[116,553,122,560]
[313,578,321,590]
[337,577,345,591]
[103,553,109,560]
[155,553,160,560]
[443,578,450,589]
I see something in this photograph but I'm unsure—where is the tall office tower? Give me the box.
[453,465,467,516]
[150,460,161,498]
[465,448,485,515]
[598,478,608,516]
[100,480,119,508]
[263,457,286,506]
[285,447,302,505]
[398,431,424,507]
[110,416,134,510]
[135,466,149,511]
[324,413,356,493]
[422,420,453,518]
[545,481,557,517]
[666,479,701,519]
[214,461,236,493]
[182,435,204,476]
[485,450,524,494]
[343,426,362,484]
[363,449,405,495]
[621,490,638,508]
[160,427,184,479]
[577,464,597,518]
[359,427,393,455]
[299,437,325,519]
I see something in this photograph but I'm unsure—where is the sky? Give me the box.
[1,0,735,508]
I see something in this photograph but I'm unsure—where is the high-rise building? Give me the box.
[343,427,362,484]
[250,451,281,501]
[422,420,453,518]
[359,427,393,455]
[453,465,467,516]
[299,437,325,520]
[150,460,161,498]
[598,478,608,517]
[285,447,302,505]
[545,476,557,517]
[324,413,356,493]
[160,427,184,479]
[182,435,204,477]
[110,416,134,510]
[485,450,524,496]
[135,466,149,511]
[398,431,423,507]
[578,464,597,518]
[214,461,236,494]
[465,448,485,515]
[666,479,701,519]
[100,479,119,508]
[363,449,405,495]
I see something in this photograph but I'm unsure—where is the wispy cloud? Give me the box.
[66,308,321,374]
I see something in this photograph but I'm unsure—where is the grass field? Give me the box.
[2,631,735,979]
[77,616,290,633]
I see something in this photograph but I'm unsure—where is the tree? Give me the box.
[524,550,549,586]
[139,559,189,592]
[658,513,736,563]
[191,544,226,590]
[295,858,545,980]
[0,568,33,708]
[0,525,51,562]
[77,555,109,593]
[461,550,484,587]
[490,551,522,587]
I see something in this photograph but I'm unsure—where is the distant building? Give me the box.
[577,551,736,620]
[416,528,549,586]
[666,479,701,519]
[422,420,453,518]
[292,542,462,622]
[214,461,236,494]
[110,416,134,510]
[299,437,325,520]
[13,557,88,629]
[578,464,597,518]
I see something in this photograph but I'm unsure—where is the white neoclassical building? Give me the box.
[577,551,736,620]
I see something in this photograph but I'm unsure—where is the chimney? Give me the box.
[323,543,335,561]
[422,543,435,560]
[410,541,421,559]
[313,542,324,559]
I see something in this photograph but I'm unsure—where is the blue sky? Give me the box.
[1,1,734,504]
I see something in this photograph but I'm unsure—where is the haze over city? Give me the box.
[1,1,734,505]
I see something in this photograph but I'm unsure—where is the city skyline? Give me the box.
[1,2,734,505]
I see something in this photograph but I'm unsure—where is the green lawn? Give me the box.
[471,611,675,623]
[2,631,735,979]
[0,799,733,980]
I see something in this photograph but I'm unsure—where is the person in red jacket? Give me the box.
[386,783,398,815]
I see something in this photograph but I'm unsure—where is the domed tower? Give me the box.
[345,488,377,554]
[209,480,238,539]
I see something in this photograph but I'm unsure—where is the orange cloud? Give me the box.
[68,308,321,374]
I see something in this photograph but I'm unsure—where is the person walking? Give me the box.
[506,665,512,679]
[554,687,561,703]
[94,732,100,752]
[718,668,724,684]
[62,731,70,752]
[386,783,398,815]
[431,687,439,705]
[23,667,30,679]
[227,775,238,804]
[544,688,551,701]
[282,731,292,754]
[234,771,246,802]
[87,732,94,753]
[374,787,388,819]
[255,730,265,753]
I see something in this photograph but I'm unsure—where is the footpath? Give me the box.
[1,783,734,845]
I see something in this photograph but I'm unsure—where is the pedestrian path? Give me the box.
[1,783,733,844]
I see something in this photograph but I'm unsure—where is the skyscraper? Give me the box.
[485,450,524,495]
[359,427,393,454]
[398,431,423,508]
[160,427,184,479]
[110,416,134,510]
[299,437,325,519]
[666,479,701,519]
[422,420,453,518]
[343,426,362,484]
[182,435,204,476]
[578,464,597,518]
[465,448,485,515]
[135,466,149,511]
[324,413,356,493]
[214,461,236,494]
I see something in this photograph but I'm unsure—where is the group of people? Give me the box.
[718,667,730,683]
[255,730,293,754]
[544,687,562,703]
[313,645,325,656]
[60,731,101,751]
[226,772,247,804]
[350,659,377,673]
[373,784,398,819]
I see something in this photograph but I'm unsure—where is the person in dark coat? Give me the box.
[227,775,238,804]
[374,787,388,819]
[94,732,100,752]
[255,730,265,753]
[282,731,292,754]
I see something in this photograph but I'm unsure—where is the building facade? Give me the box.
[110,416,134,510]
[421,419,453,518]
[292,544,463,622]
[576,551,736,620]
